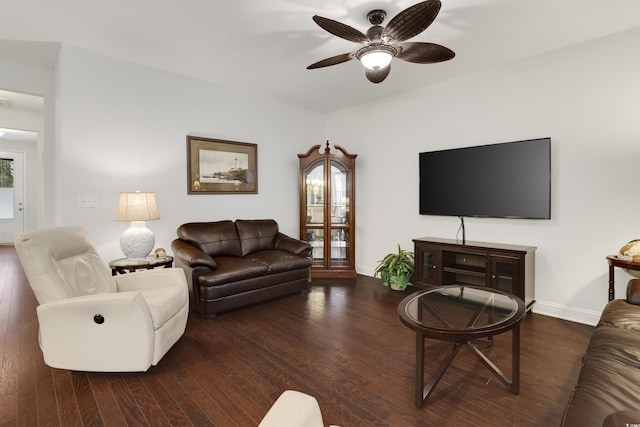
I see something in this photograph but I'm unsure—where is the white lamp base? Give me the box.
[120,221,155,260]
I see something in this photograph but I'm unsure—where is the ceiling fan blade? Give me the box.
[312,16,369,44]
[366,66,391,84]
[396,42,455,63]
[307,52,355,69]
[382,0,441,43]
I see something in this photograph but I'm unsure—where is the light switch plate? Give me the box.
[77,195,99,208]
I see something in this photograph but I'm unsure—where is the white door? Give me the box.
[0,151,25,244]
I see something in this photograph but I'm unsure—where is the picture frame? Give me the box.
[187,136,258,194]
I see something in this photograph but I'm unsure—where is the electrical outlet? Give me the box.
[77,195,99,208]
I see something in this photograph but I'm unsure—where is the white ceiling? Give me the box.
[1,0,640,113]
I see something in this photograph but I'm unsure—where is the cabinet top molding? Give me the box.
[413,237,537,254]
[298,141,358,161]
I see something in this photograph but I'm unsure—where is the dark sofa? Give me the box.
[561,279,640,426]
[171,219,313,317]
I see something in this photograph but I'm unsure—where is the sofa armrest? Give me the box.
[603,409,640,427]
[274,233,312,257]
[627,279,640,305]
[171,239,217,269]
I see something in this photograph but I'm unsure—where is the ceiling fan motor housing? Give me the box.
[367,9,386,26]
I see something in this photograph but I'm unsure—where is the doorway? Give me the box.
[0,89,43,244]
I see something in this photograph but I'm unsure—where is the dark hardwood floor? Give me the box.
[0,245,594,426]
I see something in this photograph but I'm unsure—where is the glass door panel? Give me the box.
[419,247,441,285]
[306,228,325,264]
[330,228,349,264]
[305,162,324,225]
[492,256,518,294]
[330,161,348,225]
[0,158,15,220]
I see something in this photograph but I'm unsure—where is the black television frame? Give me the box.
[419,137,551,220]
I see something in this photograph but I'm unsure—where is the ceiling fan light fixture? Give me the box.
[357,45,395,70]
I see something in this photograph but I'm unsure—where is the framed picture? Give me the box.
[187,136,258,194]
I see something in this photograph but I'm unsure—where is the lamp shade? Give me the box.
[116,192,160,221]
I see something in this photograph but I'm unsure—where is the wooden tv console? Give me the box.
[413,237,536,310]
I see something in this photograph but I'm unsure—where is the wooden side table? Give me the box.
[109,256,173,276]
[606,255,640,301]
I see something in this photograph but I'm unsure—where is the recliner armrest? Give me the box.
[274,233,312,257]
[36,292,155,372]
[115,268,187,292]
[171,239,217,269]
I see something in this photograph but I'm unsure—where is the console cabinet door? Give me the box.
[414,245,441,287]
[490,255,521,296]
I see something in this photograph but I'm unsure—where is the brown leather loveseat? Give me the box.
[171,219,313,317]
[561,279,640,426]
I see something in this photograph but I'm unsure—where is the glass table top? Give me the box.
[400,285,524,333]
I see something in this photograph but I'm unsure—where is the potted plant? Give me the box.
[374,244,415,291]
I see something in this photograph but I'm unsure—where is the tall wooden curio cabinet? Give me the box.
[298,142,357,278]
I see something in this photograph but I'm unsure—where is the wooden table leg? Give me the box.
[608,264,615,301]
[415,331,425,408]
[511,324,520,394]
[415,333,462,408]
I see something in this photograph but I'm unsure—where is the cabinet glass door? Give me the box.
[329,160,350,266]
[305,162,324,265]
[491,256,519,294]
[419,247,440,285]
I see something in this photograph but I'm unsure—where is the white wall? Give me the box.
[55,45,323,260]
[326,27,640,325]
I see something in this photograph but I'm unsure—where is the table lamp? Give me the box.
[116,191,160,260]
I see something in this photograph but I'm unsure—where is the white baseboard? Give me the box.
[531,300,600,326]
[357,269,603,326]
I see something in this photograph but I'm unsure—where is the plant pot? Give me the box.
[389,276,410,291]
[390,281,406,291]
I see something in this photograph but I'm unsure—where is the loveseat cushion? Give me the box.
[197,256,269,287]
[236,219,279,256]
[177,221,242,258]
[249,250,313,274]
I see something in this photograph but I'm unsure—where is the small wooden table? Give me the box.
[606,255,640,301]
[398,285,526,408]
[109,256,173,275]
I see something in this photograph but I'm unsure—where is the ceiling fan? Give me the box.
[307,0,455,84]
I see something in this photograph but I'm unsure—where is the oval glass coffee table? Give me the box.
[398,285,526,408]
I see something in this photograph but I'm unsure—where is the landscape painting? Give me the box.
[187,136,257,194]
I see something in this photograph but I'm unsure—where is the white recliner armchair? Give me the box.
[14,226,189,372]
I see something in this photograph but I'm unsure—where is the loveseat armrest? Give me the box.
[171,239,217,270]
[274,233,312,257]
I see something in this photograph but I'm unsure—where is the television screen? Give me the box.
[419,138,551,219]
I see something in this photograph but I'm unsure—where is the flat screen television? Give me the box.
[419,137,551,219]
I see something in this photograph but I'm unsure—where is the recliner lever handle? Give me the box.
[93,314,105,324]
